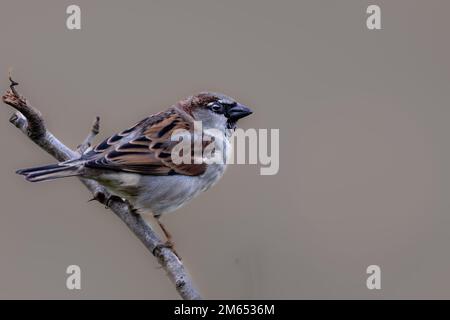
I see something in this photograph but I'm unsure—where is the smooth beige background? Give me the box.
[0,0,449,299]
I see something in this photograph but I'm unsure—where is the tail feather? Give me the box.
[17,163,81,182]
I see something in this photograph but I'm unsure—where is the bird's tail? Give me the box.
[16,161,82,182]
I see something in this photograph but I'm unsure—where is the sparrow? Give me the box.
[16,92,253,247]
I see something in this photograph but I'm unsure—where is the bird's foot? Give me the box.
[105,195,125,208]
[152,240,181,260]
[88,191,124,209]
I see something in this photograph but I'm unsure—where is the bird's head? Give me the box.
[180,92,253,130]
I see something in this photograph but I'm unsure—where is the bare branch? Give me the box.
[4,80,45,140]
[77,116,100,154]
[2,77,201,300]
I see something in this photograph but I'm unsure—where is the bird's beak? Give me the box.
[227,103,253,121]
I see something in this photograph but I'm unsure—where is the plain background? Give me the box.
[0,0,450,299]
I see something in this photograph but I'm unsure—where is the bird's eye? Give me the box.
[208,102,224,114]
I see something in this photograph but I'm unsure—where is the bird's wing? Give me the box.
[82,109,207,176]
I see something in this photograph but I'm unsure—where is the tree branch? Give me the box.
[2,77,201,300]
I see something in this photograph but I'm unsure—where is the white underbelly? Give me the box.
[97,163,226,216]
[135,163,227,216]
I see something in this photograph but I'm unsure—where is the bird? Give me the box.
[16,92,253,249]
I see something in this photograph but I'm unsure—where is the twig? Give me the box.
[77,116,100,154]
[2,77,201,300]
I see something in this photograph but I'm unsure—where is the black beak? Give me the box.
[226,103,253,121]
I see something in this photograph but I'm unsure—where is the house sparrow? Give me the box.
[16,92,252,246]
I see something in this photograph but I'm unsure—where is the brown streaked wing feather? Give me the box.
[83,109,207,176]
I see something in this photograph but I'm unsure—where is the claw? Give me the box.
[153,241,179,257]
[105,194,124,208]
[88,191,106,204]
[126,201,139,215]
[87,192,124,209]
